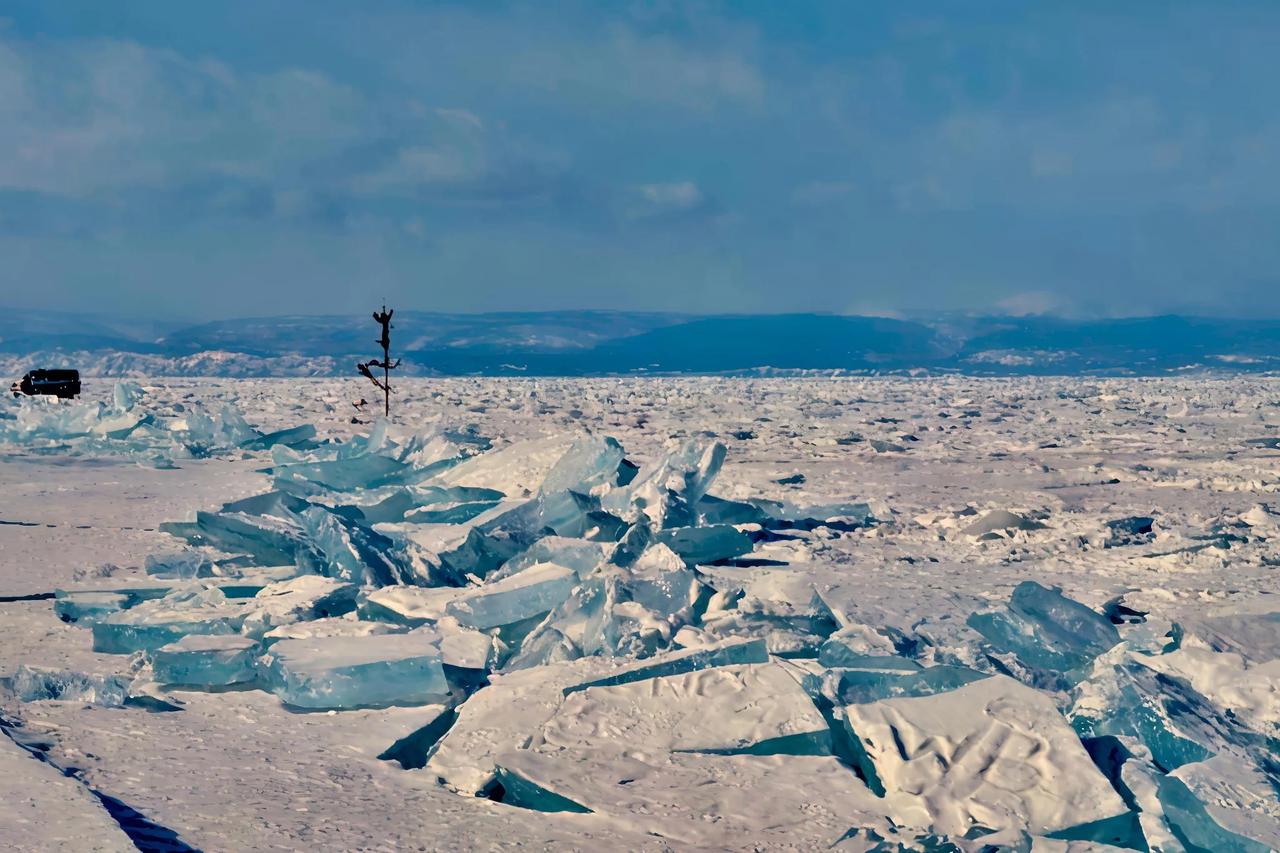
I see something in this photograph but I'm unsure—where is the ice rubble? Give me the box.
[0,381,317,465]
[16,417,1280,849]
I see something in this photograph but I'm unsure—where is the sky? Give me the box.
[2,1,1279,320]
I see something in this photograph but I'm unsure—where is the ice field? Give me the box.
[1,376,1278,852]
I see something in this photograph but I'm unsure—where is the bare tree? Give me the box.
[357,305,399,417]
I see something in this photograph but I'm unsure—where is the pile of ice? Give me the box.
[0,381,317,465]
[22,420,1280,849]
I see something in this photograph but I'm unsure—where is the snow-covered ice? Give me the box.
[2,375,1279,850]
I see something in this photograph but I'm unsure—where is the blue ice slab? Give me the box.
[967,581,1119,674]
[240,576,359,638]
[696,495,767,526]
[11,665,130,706]
[358,586,464,626]
[177,405,262,456]
[832,665,989,705]
[144,550,215,579]
[817,626,911,669]
[563,636,769,694]
[617,544,702,614]
[271,452,408,491]
[601,439,726,527]
[262,634,450,709]
[396,424,491,467]
[344,486,504,525]
[53,590,132,623]
[411,485,507,507]
[112,381,144,411]
[425,493,622,581]
[818,648,923,672]
[411,623,494,673]
[653,524,753,565]
[217,489,311,517]
[1157,774,1272,853]
[491,765,592,814]
[339,488,417,524]
[152,635,260,686]
[445,563,578,630]
[160,510,307,566]
[240,423,318,452]
[484,491,625,542]
[1072,661,1234,774]
[539,435,631,495]
[493,537,607,581]
[405,501,502,524]
[296,506,406,586]
[92,588,246,654]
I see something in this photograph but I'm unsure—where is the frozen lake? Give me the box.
[1,377,1277,851]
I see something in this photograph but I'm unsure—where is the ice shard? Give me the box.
[160,509,307,567]
[152,635,260,686]
[967,581,1120,676]
[818,624,914,669]
[270,452,408,491]
[262,617,405,645]
[239,575,359,638]
[749,498,874,529]
[699,567,840,657]
[1070,657,1257,774]
[240,423,318,452]
[490,765,593,814]
[694,494,767,526]
[539,434,633,495]
[144,550,216,579]
[437,434,579,495]
[358,586,466,626]
[295,506,406,586]
[444,563,577,631]
[493,537,607,581]
[261,633,449,709]
[1157,757,1280,852]
[829,664,988,705]
[53,590,132,624]
[564,636,770,694]
[610,544,701,615]
[601,439,726,528]
[11,665,130,707]
[653,524,753,565]
[92,586,246,654]
[1179,611,1280,664]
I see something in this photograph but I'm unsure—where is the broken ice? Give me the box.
[152,635,260,686]
[262,633,449,709]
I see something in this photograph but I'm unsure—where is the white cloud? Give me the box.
[638,181,702,209]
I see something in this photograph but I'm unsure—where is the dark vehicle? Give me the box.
[10,369,81,399]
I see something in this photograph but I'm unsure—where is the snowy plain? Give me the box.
[1,376,1278,852]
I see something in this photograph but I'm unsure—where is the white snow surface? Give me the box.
[2,375,1279,850]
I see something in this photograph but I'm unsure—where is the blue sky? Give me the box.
[2,1,1278,319]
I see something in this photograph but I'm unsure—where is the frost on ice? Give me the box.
[8,413,1280,851]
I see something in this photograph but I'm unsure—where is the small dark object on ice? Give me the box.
[11,369,80,399]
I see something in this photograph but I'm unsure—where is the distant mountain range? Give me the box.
[3,309,1280,377]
